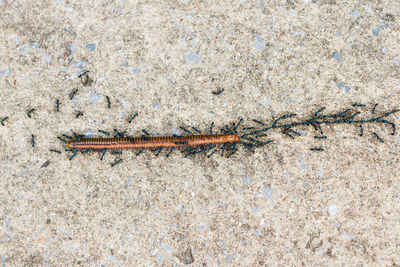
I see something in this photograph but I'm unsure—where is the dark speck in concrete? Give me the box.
[382,13,395,22]
[41,160,50,168]
[180,247,194,264]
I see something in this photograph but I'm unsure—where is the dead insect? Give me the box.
[212,88,225,95]
[75,111,83,118]
[27,108,36,118]
[69,89,78,100]
[1,116,9,126]
[106,96,111,108]
[55,99,60,112]
[128,113,138,124]
[31,134,35,147]
[78,70,92,86]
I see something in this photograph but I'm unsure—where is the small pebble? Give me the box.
[41,160,50,168]
[180,248,194,264]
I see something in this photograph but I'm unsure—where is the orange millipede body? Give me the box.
[68,134,241,151]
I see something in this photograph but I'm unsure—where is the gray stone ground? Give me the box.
[0,0,399,265]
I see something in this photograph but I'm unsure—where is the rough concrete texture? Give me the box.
[1,0,400,266]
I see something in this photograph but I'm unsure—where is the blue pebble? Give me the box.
[337,82,344,88]
[86,43,96,51]
[126,174,134,185]
[45,55,51,64]
[89,91,100,103]
[254,41,265,51]
[337,82,350,93]
[69,44,77,53]
[171,128,183,136]
[372,26,383,36]
[333,52,343,62]
[184,51,201,63]
[85,129,94,138]
[243,176,252,185]
[73,61,87,69]
[300,157,309,170]
[349,11,360,18]
[329,205,339,216]
[252,206,261,214]
[254,35,265,51]
[263,187,273,199]
[293,30,305,36]
[225,253,236,263]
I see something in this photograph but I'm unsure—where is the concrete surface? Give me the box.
[0,0,399,265]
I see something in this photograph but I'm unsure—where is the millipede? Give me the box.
[67,134,241,151]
